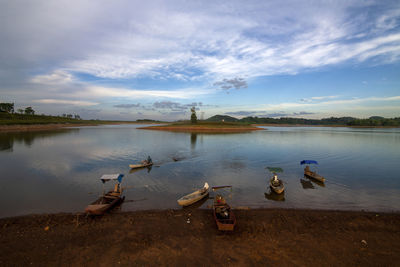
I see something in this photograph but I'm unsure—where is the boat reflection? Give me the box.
[264,190,285,202]
[129,165,153,174]
[182,193,210,210]
[300,178,315,189]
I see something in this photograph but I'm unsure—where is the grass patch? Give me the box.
[0,113,129,125]
[164,120,253,128]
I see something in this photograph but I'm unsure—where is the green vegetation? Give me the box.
[135,119,164,123]
[206,115,239,122]
[0,103,14,113]
[0,113,124,125]
[165,120,254,128]
[207,115,400,127]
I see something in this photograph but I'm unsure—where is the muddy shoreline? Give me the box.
[0,122,141,133]
[1,208,399,266]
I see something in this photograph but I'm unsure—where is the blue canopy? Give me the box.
[300,160,318,165]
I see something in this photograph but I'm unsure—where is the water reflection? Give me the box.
[182,194,210,210]
[191,133,197,150]
[305,176,326,188]
[1,124,400,217]
[129,165,153,174]
[300,178,315,189]
[264,191,285,201]
[0,129,78,152]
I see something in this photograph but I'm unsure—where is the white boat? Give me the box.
[177,182,209,206]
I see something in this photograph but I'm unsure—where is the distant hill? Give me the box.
[206,115,239,122]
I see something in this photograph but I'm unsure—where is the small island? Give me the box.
[138,121,263,133]
[139,108,262,133]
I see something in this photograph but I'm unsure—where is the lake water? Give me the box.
[1,124,399,218]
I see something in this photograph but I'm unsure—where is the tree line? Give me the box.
[207,115,400,126]
[0,102,81,119]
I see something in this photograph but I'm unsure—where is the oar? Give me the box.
[212,185,232,190]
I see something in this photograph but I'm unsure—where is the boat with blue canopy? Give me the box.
[301,160,325,182]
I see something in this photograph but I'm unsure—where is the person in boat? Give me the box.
[147,155,152,164]
[272,173,280,186]
[305,165,310,172]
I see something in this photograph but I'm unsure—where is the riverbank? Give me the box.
[1,209,399,266]
[0,123,101,133]
[0,122,146,133]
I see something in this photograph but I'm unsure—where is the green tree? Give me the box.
[190,107,197,124]
[0,103,14,113]
[24,106,35,115]
[17,108,24,114]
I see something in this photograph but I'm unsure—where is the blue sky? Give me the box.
[1,0,399,120]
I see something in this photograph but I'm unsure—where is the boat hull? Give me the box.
[270,178,284,194]
[85,195,125,215]
[304,169,325,182]
[178,192,209,206]
[129,162,153,169]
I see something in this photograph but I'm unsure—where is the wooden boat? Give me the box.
[177,182,209,206]
[213,194,236,231]
[129,160,153,169]
[85,174,125,215]
[304,166,325,182]
[266,167,284,194]
[301,160,326,183]
[270,175,285,194]
[85,191,125,215]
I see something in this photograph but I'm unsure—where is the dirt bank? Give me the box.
[0,123,100,133]
[1,209,399,266]
[0,122,142,133]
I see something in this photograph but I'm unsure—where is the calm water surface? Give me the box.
[1,124,399,218]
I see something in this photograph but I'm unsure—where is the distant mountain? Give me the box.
[206,115,239,122]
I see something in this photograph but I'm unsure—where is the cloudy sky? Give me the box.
[1,0,400,120]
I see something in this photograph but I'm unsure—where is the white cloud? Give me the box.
[80,85,211,100]
[301,95,339,102]
[31,70,73,84]
[265,95,400,110]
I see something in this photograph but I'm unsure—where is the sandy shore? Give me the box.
[1,209,399,266]
[139,125,262,133]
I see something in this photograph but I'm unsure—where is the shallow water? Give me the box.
[0,124,399,217]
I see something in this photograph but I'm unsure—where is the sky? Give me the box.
[1,0,400,121]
